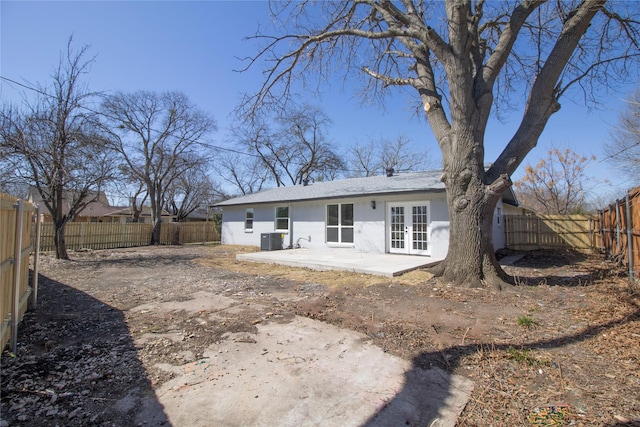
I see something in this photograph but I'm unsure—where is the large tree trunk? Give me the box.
[151,219,162,245]
[429,134,513,289]
[148,184,162,245]
[430,187,511,289]
[54,221,69,260]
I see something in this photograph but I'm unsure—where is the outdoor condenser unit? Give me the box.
[261,233,283,251]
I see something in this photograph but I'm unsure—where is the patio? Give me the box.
[236,248,444,277]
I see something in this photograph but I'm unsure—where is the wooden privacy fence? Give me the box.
[1,193,41,353]
[504,214,600,254]
[598,186,640,280]
[39,221,220,252]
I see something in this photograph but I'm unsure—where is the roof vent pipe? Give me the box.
[386,168,394,177]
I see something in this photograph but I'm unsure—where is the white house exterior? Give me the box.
[215,170,518,259]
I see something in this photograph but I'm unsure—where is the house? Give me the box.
[215,170,519,259]
[28,188,174,223]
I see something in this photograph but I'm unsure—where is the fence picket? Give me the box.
[600,186,640,280]
[1,193,37,352]
[38,221,219,252]
[504,214,598,254]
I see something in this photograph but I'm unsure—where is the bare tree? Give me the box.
[349,135,432,177]
[214,151,270,196]
[604,89,640,182]
[0,149,29,197]
[165,166,223,222]
[121,178,148,222]
[233,103,345,186]
[239,0,640,288]
[0,38,117,259]
[102,91,216,244]
[514,147,596,214]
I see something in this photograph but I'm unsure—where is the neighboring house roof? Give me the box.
[28,187,111,207]
[29,187,114,217]
[183,207,210,220]
[216,169,520,207]
[78,203,123,217]
[28,187,174,218]
[105,206,173,218]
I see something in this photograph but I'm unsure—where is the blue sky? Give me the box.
[1,1,637,201]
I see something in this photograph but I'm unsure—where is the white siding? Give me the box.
[220,192,453,257]
[427,196,450,260]
[492,199,505,250]
[289,201,327,249]
[220,192,508,256]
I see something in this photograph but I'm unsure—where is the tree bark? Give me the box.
[428,130,512,289]
[430,186,511,289]
[148,183,162,245]
[151,219,161,246]
[54,221,69,260]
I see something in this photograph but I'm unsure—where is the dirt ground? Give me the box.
[1,244,639,426]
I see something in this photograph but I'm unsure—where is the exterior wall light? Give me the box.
[371,200,376,209]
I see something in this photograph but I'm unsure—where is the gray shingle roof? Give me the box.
[215,170,446,206]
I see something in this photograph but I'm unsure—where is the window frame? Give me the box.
[274,206,290,232]
[326,203,354,244]
[244,208,254,232]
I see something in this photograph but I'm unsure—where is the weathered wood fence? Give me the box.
[504,214,600,254]
[39,221,220,252]
[598,186,640,280]
[1,193,40,353]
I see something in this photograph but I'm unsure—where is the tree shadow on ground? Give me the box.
[501,248,621,287]
[362,299,640,427]
[65,250,203,269]
[0,273,169,427]
[510,273,599,287]
[497,248,587,269]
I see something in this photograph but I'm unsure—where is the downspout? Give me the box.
[288,202,293,249]
[625,191,634,281]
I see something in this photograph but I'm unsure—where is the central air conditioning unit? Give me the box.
[261,233,283,251]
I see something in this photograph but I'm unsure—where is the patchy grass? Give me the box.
[505,347,544,366]
[516,315,539,328]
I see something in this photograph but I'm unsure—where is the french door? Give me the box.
[388,202,430,255]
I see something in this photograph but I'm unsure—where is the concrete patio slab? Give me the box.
[152,311,474,427]
[236,248,443,277]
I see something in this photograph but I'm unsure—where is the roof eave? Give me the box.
[214,188,447,207]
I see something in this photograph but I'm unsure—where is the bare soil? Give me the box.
[1,245,639,426]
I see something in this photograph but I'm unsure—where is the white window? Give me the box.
[275,206,289,232]
[326,203,354,243]
[245,208,254,231]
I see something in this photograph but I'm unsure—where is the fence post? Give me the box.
[625,191,634,280]
[11,200,24,355]
[615,200,621,256]
[31,205,42,310]
[598,210,606,256]
[608,205,614,257]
